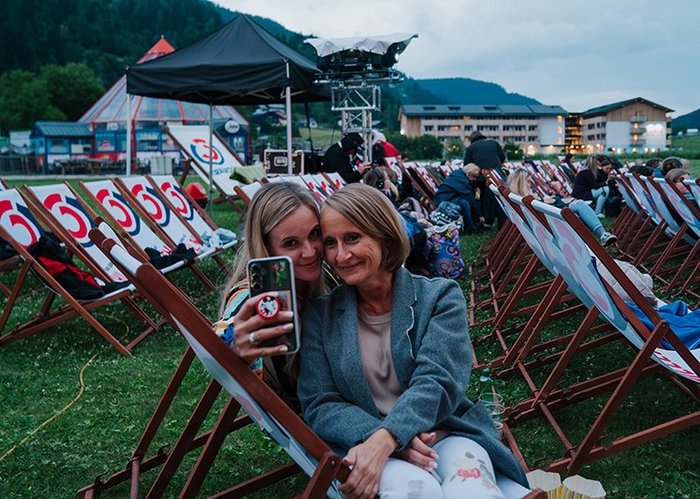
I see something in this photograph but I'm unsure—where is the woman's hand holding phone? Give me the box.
[231,293,294,362]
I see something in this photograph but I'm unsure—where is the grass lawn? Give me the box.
[0,177,699,497]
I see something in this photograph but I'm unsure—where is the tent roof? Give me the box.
[79,37,248,127]
[32,121,92,138]
[126,14,329,105]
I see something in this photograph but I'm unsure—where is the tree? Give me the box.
[413,135,444,160]
[444,138,465,159]
[0,70,64,132]
[504,141,524,160]
[41,63,105,121]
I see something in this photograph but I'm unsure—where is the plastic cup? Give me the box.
[479,392,504,406]
[484,402,506,422]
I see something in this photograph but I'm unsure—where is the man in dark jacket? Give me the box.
[463,131,506,227]
[433,163,483,233]
[464,131,506,178]
[321,132,370,183]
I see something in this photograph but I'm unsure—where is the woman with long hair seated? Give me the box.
[572,155,612,217]
[298,184,528,498]
[508,168,617,247]
[216,182,324,409]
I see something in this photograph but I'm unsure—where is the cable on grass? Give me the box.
[0,352,100,463]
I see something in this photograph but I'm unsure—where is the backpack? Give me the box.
[426,223,465,279]
[429,201,463,231]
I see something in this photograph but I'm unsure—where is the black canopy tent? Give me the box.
[126,14,328,200]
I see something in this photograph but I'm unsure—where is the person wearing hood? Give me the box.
[322,132,371,183]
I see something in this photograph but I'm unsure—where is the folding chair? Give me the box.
[0,188,149,355]
[321,172,346,191]
[114,176,226,269]
[164,124,244,209]
[505,197,700,473]
[148,174,238,253]
[652,177,700,298]
[233,181,263,205]
[79,228,351,499]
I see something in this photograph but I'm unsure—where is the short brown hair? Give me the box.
[323,184,409,272]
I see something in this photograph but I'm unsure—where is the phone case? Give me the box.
[247,255,300,354]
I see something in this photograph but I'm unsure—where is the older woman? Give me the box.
[298,184,527,498]
[216,182,324,409]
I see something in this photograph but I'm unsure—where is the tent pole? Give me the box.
[126,94,132,176]
[285,61,293,175]
[208,104,214,216]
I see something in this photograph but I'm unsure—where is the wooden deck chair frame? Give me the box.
[233,181,263,205]
[79,228,350,499]
[0,188,148,356]
[641,176,698,282]
[652,177,700,298]
[401,163,436,210]
[472,186,605,375]
[113,176,225,281]
[612,174,654,257]
[164,124,245,211]
[505,197,700,473]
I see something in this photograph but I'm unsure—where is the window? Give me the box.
[464,125,473,131]
[424,125,434,131]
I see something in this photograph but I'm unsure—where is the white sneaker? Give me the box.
[600,232,617,247]
[596,213,605,219]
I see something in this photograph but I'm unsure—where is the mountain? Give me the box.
[413,78,541,105]
[673,108,700,131]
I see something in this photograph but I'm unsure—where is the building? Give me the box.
[79,37,249,165]
[31,122,93,173]
[580,97,672,154]
[399,104,567,155]
[565,113,583,153]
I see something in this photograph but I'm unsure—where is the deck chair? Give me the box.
[79,228,351,499]
[0,188,151,355]
[506,197,700,473]
[147,174,238,253]
[165,124,244,209]
[0,178,21,295]
[321,172,347,191]
[652,177,700,297]
[114,176,227,268]
[0,178,8,189]
[233,181,263,205]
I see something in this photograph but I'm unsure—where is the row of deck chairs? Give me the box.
[467,176,699,474]
[0,174,236,356]
[614,172,700,302]
[77,217,544,498]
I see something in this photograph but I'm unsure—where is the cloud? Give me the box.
[215,0,700,115]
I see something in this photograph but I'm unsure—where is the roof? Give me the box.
[401,104,567,117]
[581,97,673,117]
[79,37,248,127]
[32,122,92,138]
[126,14,328,105]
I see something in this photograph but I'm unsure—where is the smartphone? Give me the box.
[247,255,300,354]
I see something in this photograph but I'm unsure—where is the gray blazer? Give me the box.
[298,268,528,486]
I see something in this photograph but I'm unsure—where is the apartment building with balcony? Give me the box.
[580,97,673,154]
[398,104,567,154]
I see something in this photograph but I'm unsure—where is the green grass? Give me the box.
[0,181,699,497]
[298,127,343,150]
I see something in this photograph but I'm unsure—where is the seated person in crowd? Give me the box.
[572,155,613,217]
[559,153,578,183]
[215,182,325,410]
[655,156,688,178]
[322,132,371,184]
[298,184,529,499]
[433,163,484,233]
[508,168,617,247]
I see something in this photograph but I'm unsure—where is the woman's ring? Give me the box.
[249,332,259,345]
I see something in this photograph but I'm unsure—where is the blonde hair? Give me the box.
[665,168,689,184]
[221,182,322,313]
[507,168,531,197]
[463,163,480,177]
[324,184,410,273]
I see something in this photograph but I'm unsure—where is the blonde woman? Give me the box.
[216,182,324,409]
[508,168,617,247]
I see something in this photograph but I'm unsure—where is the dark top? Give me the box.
[464,136,506,176]
[322,143,362,183]
[433,169,481,218]
[572,169,608,201]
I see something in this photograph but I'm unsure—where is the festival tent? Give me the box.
[79,38,249,164]
[126,14,329,182]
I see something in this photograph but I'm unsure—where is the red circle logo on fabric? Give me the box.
[0,199,41,247]
[42,193,93,246]
[190,138,224,166]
